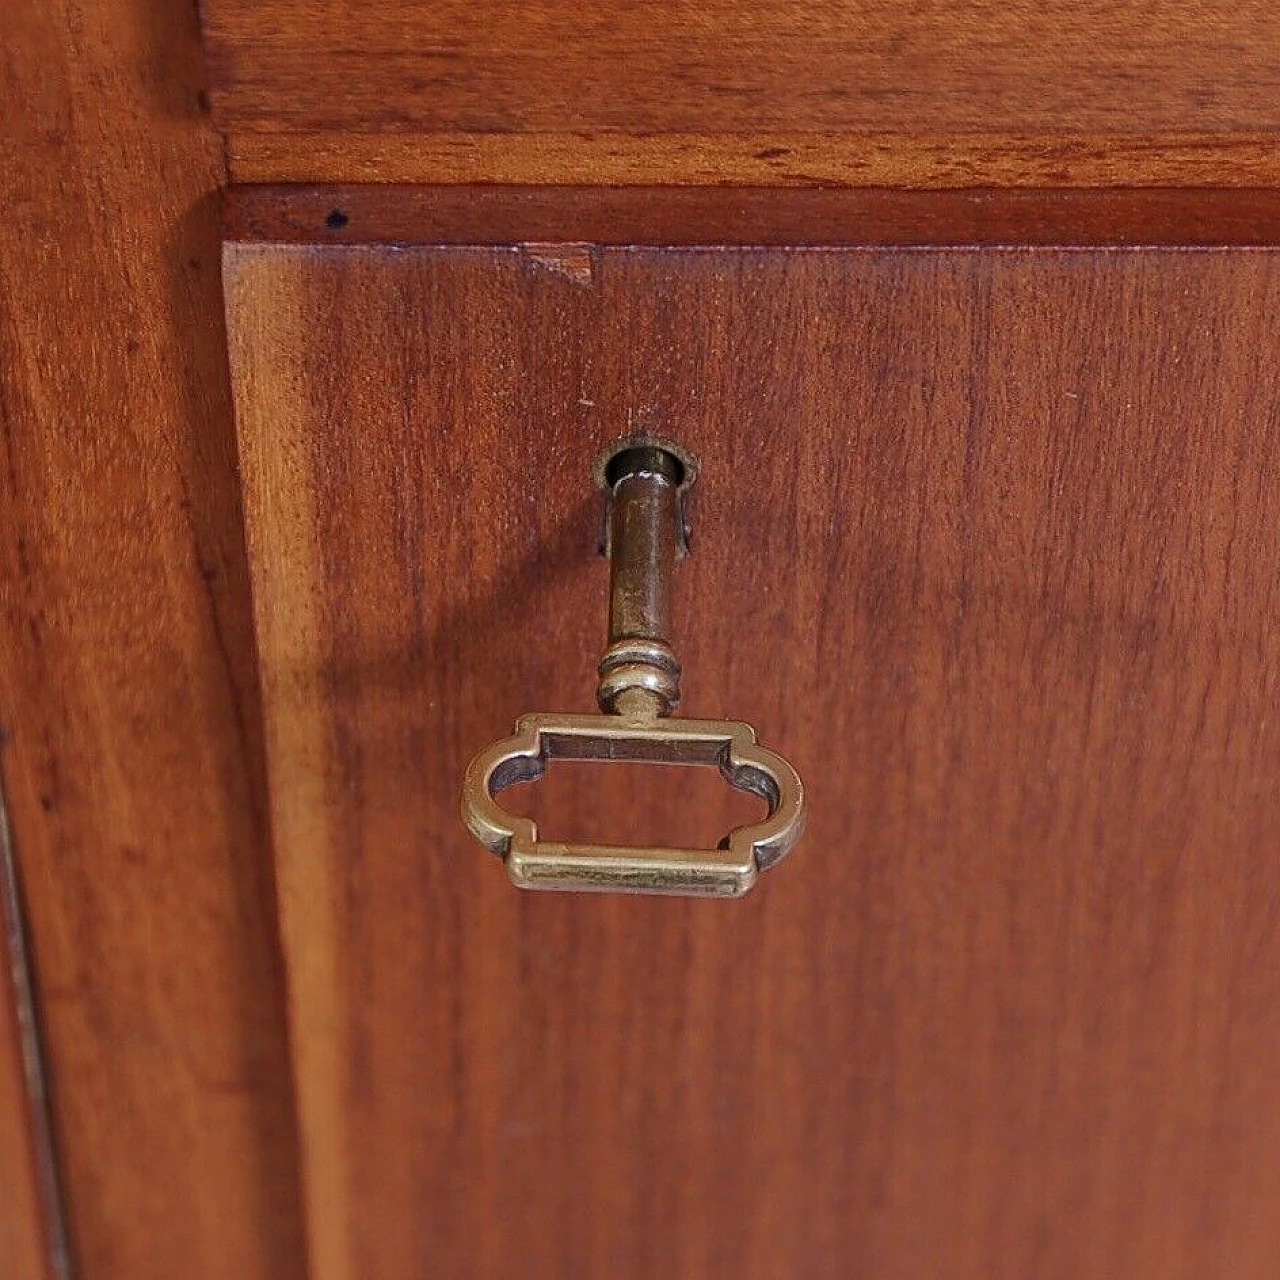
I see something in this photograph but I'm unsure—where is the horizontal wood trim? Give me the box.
[225,186,1280,248]
[203,2,1280,186]
[226,131,1280,189]
[204,1,1280,135]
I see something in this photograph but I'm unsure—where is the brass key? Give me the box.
[460,442,805,897]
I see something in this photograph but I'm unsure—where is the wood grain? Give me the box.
[226,131,1280,189]
[225,194,1280,1280]
[226,185,1280,248]
[201,1,1280,185]
[204,1,1280,133]
[1,803,61,1280]
[0,3,306,1277]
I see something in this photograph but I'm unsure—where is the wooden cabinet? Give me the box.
[3,6,1280,1280]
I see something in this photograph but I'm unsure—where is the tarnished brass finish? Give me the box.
[460,441,805,897]
[463,712,803,896]
[598,446,683,717]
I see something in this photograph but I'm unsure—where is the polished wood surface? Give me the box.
[0,983,51,1280]
[204,0,1280,132]
[225,192,1280,1279]
[226,184,1280,247]
[226,131,1280,189]
[0,3,305,1276]
[202,1,1280,185]
[1,815,60,1280]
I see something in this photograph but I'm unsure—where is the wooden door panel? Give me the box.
[224,190,1280,1280]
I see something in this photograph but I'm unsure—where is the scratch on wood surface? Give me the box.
[521,242,595,284]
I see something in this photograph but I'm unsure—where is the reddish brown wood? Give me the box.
[0,3,306,1276]
[1,812,60,1280]
[202,1,1280,133]
[224,131,1280,189]
[226,185,1280,248]
[225,196,1280,1280]
[201,1,1280,185]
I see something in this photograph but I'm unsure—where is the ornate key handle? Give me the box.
[460,443,805,896]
